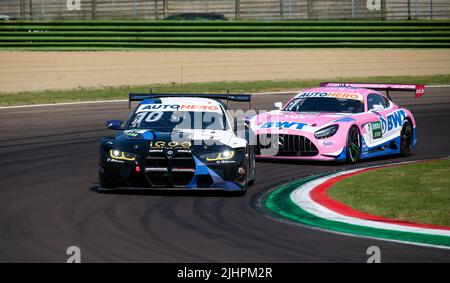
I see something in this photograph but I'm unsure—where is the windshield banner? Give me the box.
[295,91,364,101]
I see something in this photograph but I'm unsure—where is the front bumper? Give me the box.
[254,130,346,161]
[99,150,247,191]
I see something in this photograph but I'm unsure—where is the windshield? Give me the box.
[126,110,227,131]
[283,97,364,113]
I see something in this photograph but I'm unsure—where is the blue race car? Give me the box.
[98,93,256,194]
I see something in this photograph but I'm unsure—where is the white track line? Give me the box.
[0,99,128,110]
[427,85,450,88]
[0,91,298,110]
[0,84,448,110]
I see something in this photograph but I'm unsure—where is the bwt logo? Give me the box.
[367,0,381,11]
[67,0,81,11]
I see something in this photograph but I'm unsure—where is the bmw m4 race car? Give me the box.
[99,93,256,193]
[250,83,425,163]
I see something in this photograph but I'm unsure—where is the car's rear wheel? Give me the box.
[346,126,361,164]
[400,120,413,156]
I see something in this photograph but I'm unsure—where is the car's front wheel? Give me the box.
[99,175,120,189]
[346,126,361,164]
[247,146,256,187]
[98,159,122,190]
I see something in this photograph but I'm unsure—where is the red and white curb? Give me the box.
[290,162,450,240]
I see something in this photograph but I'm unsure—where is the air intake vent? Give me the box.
[145,152,196,188]
[257,134,319,157]
[172,153,196,187]
[145,153,170,187]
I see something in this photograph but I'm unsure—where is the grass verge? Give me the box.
[328,159,450,227]
[0,74,449,107]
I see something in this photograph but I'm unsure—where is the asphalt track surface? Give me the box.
[1,88,450,262]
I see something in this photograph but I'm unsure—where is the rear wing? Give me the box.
[319,82,425,99]
[128,92,252,109]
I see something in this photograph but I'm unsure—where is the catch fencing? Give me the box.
[1,0,450,21]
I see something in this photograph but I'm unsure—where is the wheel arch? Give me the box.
[404,116,413,126]
[345,124,362,163]
[348,123,362,138]
[403,116,415,139]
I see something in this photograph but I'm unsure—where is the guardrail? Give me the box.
[1,20,450,49]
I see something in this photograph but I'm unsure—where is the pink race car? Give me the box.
[249,83,425,163]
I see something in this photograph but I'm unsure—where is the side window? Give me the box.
[380,95,390,108]
[367,94,389,110]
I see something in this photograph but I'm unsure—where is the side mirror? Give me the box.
[234,119,255,142]
[106,120,123,130]
[234,118,248,132]
[273,102,283,110]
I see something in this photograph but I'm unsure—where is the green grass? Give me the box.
[3,20,449,49]
[3,31,450,37]
[328,159,450,227]
[1,74,449,106]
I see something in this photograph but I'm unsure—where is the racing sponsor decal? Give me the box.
[380,110,407,134]
[296,91,364,101]
[125,132,139,137]
[106,158,125,163]
[216,160,236,165]
[260,121,307,130]
[320,141,334,147]
[124,130,140,137]
[280,114,310,120]
[123,129,156,140]
[179,104,219,111]
[149,140,192,149]
[371,121,382,139]
[136,103,220,113]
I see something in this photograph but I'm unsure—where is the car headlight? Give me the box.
[314,125,339,139]
[109,149,136,161]
[202,150,235,162]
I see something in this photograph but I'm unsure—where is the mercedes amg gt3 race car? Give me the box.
[99,93,256,193]
[250,83,425,163]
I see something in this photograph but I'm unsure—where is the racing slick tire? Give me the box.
[247,146,256,187]
[98,162,122,190]
[400,120,413,157]
[231,147,255,196]
[99,173,121,190]
[346,126,361,164]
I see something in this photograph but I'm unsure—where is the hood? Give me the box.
[250,111,353,133]
[119,129,247,149]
